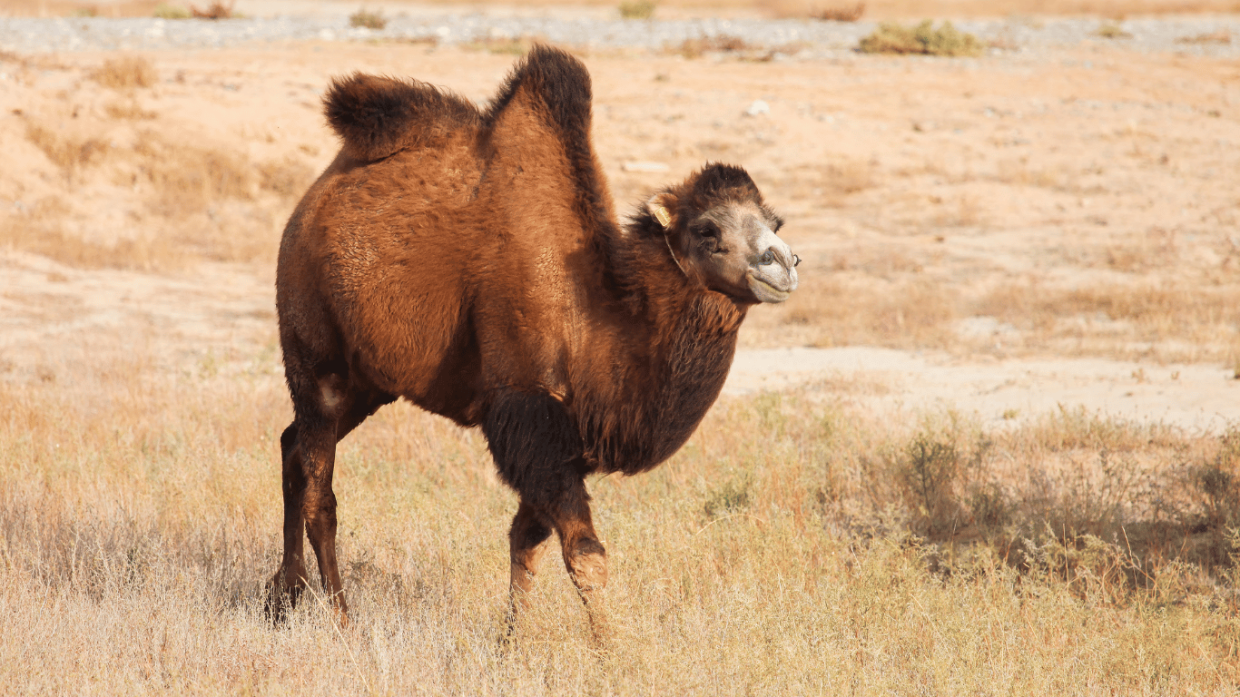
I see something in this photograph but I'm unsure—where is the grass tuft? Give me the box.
[349,7,387,30]
[152,2,191,19]
[90,55,156,90]
[1096,21,1133,39]
[190,1,233,19]
[675,34,748,58]
[813,2,865,21]
[618,0,656,19]
[858,20,984,57]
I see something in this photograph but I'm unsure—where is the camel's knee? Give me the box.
[566,538,608,592]
[302,492,338,537]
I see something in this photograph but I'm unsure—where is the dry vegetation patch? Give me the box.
[348,7,387,30]
[90,55,156,90]
[4,362,1240,692]
[618,0,657,19]
[813,2,866,21]
[858,20,985,56]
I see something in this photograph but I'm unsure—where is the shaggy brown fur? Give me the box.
[268,45,795,635]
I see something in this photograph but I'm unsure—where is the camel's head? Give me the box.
[646,164,799,304]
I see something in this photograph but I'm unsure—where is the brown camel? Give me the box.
[268,45,800,633]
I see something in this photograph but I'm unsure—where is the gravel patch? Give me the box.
[0,15,1237,58]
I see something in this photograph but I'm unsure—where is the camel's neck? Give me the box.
[578,287,746,475]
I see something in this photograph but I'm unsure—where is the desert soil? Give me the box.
[1,19,1238,432]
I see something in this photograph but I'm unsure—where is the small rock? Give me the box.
[744,100,769,117]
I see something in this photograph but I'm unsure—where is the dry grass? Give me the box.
[24,122,111,180]
[813,2,866,21]
[1096,21,1135,38]
[618,0,657,19]
[1178,29,1232,44]
[190,0,233,19]
[673,34,749,58]
[152,2,191,19]
[0,211,186,271]
[3,354,1240,693]
[11,121,311,269]
[90,55,156,90]
[780,276,960,349]
[974,280,1240,359]
[348,7,387,30]
[858,20,985,56]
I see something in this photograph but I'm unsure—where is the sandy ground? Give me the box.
[1,33,1238,433]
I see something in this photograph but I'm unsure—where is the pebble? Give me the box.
[744,100,770,117]
[0,16,1236,57]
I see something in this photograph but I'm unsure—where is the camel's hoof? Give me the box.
[264,576,304,625]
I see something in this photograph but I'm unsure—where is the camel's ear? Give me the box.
[646,193,677,230]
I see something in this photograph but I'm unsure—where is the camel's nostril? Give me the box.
[760,249,775,265]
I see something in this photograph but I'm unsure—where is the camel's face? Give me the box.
[686,201,799,304]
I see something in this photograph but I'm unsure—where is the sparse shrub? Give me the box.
[814,2,864,21]
[897,427,965,537]
[619,0,655,19]
[25,122,110,179]
[1095,22,1132,39]
[677,35,747,58]
[90,55,156,90]
[349,7,387,30]
[858,20,984,57]
[152,2,191,19]
[967,481,1011,531]
[190,1,234,19]
[1022,530,1134,604]
[1194,427,1240,543]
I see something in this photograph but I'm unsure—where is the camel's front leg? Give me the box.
[507,499,553,633]
[543,478,610,644]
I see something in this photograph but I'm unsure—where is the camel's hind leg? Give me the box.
[266,421,311,620]
[268,369,393,625]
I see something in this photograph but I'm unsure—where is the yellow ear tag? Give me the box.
[653,205,671,229]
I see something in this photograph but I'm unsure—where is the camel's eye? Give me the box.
[693,221,722,253]
[694,221,720,239]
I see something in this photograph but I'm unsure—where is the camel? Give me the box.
[268,45,800,633]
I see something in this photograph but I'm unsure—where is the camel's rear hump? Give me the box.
[324,74,481,162]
